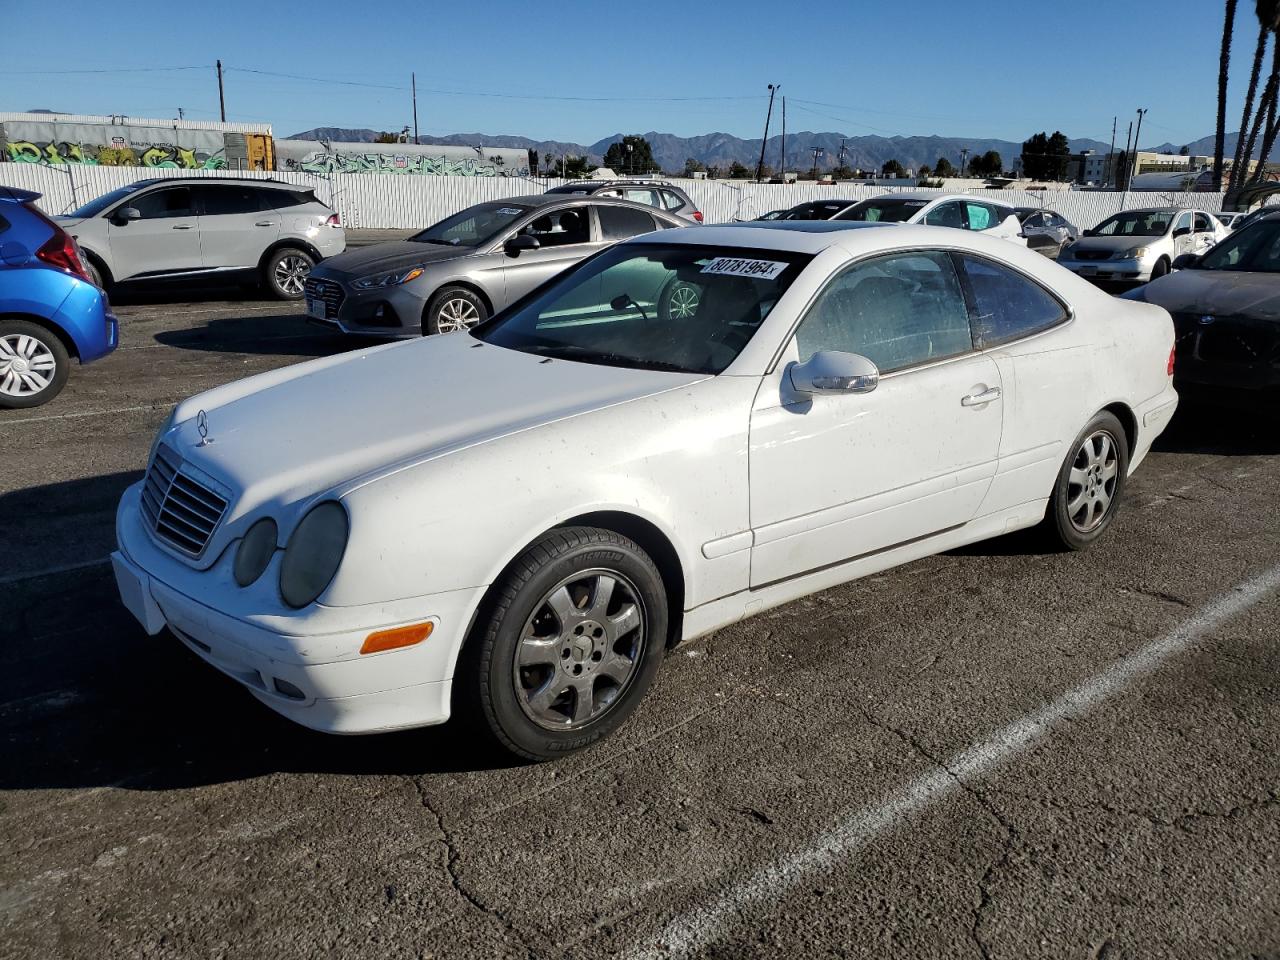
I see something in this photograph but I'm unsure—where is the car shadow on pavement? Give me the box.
[153,317,384,358]
[1153,397,1280,456]
[108,281,278,307]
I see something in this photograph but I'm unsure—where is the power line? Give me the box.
[0,65,208,75]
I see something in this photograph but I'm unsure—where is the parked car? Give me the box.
[1213,211,1244,231]
[0,186,118,408]
[1014,207,1078,257]
[754,209,788,221]
[832,193,1026,244]
[305,194,684,337]
[113,220,1177,759]
[55,178,345,300]
[1122,211,1280,398]
[778,199,860,220]
[545,179,703,223]
[1058,207,1226,284]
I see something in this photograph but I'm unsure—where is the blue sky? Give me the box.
[1,0,1256,148]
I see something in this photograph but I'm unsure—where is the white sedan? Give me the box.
[112,222,1179,760]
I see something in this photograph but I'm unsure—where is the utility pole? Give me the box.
[756,83,778,183]
[1104,116,1117,186]
[811,147,824,180]
[1119,119,1134,192]
[216,60,226,122]
[960,147,969,176]
[1128,108,1147,186]
[177,107,184,120]
[412,72,419,144]
[779,96,786,180]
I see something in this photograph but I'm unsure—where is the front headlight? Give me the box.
[1125,246,1150,260]
[351,266,425,289]
[279,501,349,608]
[235,517,279,587]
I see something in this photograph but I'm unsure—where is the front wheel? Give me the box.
[461,527,668,760]
[264,248,314,300]
[657,276,702,321]
[1149,257,1171,281]
[424,286,488,335]
[0,319,71,409]
[1042,411,1129,551]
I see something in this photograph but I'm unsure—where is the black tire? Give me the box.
[459,526,668,761]
[1150,257,1171,280]
[263,247,314,300]
[0,318,71,409]
[81,254,107,292]
[423,286,488,336]
[657,276,703,321]
[1042,411,1130,551]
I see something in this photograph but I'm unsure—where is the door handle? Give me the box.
[962,386,1002,406]
[171,224,193,230]
[254,221,278,227]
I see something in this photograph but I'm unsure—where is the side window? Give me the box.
[1023,213,1043,229]
[964,202,995,231]
[130,187,193,220]
[661,190,685,211]
[260,189,311,209]
[958,255,1067,347]
[519,207,590,247]
[622,188,661,208]
[1175,211,1193,234]
[597,204,658,240]
[923,201,966,229]
[794,251,973,373]
[197,184,264,216]
[1193,212,1213,232]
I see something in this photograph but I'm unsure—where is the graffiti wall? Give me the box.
[0,121,227,169]
[275,139,531,177]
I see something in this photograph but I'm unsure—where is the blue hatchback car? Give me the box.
[0,186,118,408]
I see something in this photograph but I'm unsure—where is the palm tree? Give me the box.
[1231,0,1280,191]
[1215,0,1239,190]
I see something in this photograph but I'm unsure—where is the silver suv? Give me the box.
[55,178,345,299]
[545,179,703,223]
[306,194,683,336]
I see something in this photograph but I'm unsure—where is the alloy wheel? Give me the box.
[513,569,647,730]
[668,282,701,319]
[0,334,57,398]
[274,255,310,296]
[436,297,481,333]
[1066,430,1119,532]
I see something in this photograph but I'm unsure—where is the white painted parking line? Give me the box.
[623,564,1280,960]
[0,404,165,427]
[0,558,111,587]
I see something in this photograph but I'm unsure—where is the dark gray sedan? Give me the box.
[1123,212,1280,396]
[1014,207,1077,258]
[305,195,683,337]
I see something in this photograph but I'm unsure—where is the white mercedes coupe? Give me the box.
[113,222,1179,759]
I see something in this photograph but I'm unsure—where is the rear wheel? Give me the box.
[82,256,106,292]
[1042,411,1129,551]
[264,248,313,300]
[0,319,71,409]
[460,527,668,760]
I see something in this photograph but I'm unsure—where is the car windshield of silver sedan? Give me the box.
[476,243,812,375]
[835,198,928,222]
[1093,211,1173,237]
[409,201,532,247]
[1198,219,1280,272]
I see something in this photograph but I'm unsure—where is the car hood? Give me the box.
[52,215,87,229]
[312,239,477,278]
[162,333,706,522]
[1137,268,1280,321]
[1070,235,1163,254]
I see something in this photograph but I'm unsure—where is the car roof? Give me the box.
[126,176,307,191]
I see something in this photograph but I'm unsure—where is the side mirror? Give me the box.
[504,234,539,257]
[112,207,142,226]
[1172,226,1191,238]
[1172,253,1201,270]
[789,351,879,396]
[1082,228,1096,237]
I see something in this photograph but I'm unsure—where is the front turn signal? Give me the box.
[360,621,434,655]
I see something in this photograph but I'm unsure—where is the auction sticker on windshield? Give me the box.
[700,257,789,280]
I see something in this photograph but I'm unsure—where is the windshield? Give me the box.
[1092,211,1174,237]
[1198,219,1280,272]
[410,202,532,247]
[476,243,812,375]
[781,201,851,221]
[835,198,927,223]
[68,183,149,218]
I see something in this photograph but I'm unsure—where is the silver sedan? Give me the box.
[305,195,684,337]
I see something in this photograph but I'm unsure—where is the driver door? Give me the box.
[106,185,202,280]
[747,250,1003,588]
[499,205,606,305]
[1171,211,1196,258]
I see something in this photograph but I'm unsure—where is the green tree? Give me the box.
[881,158,906,177]
[682,157,706,177]
[1229,0,1280,190]
[917,164,932,177]
[1021,132,1070,180]
[832,164,854,179]
[1215,0,1240,188]
[969,150,1002,177]
[557,155,592,179]
[603,135,660,175]
[728,160,751,179]
[706,164,723,179]
[374,132,399,144]
[934,156,956,177]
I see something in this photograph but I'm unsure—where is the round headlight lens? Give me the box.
[279,502,349,608]
[234,517,279,587]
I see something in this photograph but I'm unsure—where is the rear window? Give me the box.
[598,205,658,240]
[261,188,318,209]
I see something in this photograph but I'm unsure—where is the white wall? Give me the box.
[0,163,1240,231]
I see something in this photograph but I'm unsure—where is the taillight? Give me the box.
[1167,344,1176,377]
[324,213,341,228]
[35,229,91,283]
[692,211,704,223]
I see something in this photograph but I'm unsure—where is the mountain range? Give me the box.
[289,127,1235,174]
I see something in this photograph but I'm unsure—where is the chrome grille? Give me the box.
[140,445,229,557]
[304,277,346,319]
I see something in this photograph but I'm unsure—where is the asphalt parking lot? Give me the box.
[2,284,1279,960]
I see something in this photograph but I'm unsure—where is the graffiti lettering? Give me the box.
[4,140,225,169]
[282,151,527,177]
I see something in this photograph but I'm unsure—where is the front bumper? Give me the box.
[1059,256,1149,283]
[113,483,484,734]
[1171,312,1280,392]
[305,273,425,339]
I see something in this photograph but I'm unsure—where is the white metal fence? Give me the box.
[0,163,1244,231]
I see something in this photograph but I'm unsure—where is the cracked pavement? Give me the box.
[1,289,1278,959]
